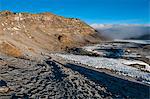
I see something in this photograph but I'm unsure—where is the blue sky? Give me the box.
[0,0,149,24]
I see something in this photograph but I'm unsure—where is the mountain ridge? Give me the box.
[0,11,103,58]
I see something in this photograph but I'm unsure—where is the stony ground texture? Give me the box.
[0,54,149,99]
[0,55,112,99]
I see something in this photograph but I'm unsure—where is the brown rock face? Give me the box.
[0,41,22,57]
[0,11,103,57]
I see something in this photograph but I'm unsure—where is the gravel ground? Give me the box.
[0,55,112,99]
[0,55,149,99]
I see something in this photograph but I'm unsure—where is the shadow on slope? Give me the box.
[63,63,149,98]
[45,60,68,82]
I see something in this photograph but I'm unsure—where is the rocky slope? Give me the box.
[0,11,149,99]
[0,54,149,99]
[0,11,103,58]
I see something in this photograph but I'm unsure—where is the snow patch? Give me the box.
[114,39,150,45]
[56,54,150,84]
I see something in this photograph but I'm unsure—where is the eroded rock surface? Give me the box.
[0,55,149,99]
[0,11,103,58]
[0,55,111,98]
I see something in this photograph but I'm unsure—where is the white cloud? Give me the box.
[90,24,150,39]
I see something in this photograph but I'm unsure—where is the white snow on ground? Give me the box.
[123,54,141,58]
[82,43,123,52]
[83,44,99,52]
[83,44,106,55]
[121,60,150,72]
[55,54,150,84]
[83,43,143,58]
[146,56,150,59]
[114,39,150,45]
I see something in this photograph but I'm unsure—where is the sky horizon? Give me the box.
[0,0,149,24]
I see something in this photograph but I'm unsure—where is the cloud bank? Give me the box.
[91,24,150,40]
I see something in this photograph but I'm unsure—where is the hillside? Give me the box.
[0,11,103,58]
[0,11,149,99]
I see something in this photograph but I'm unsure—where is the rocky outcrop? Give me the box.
[0,41,22,57]
[0,11,103,57]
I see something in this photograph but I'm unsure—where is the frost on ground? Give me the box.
[82,43,142,58]
[121,59,150,72]
[114,40,150,45]
[56,54,150,84]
